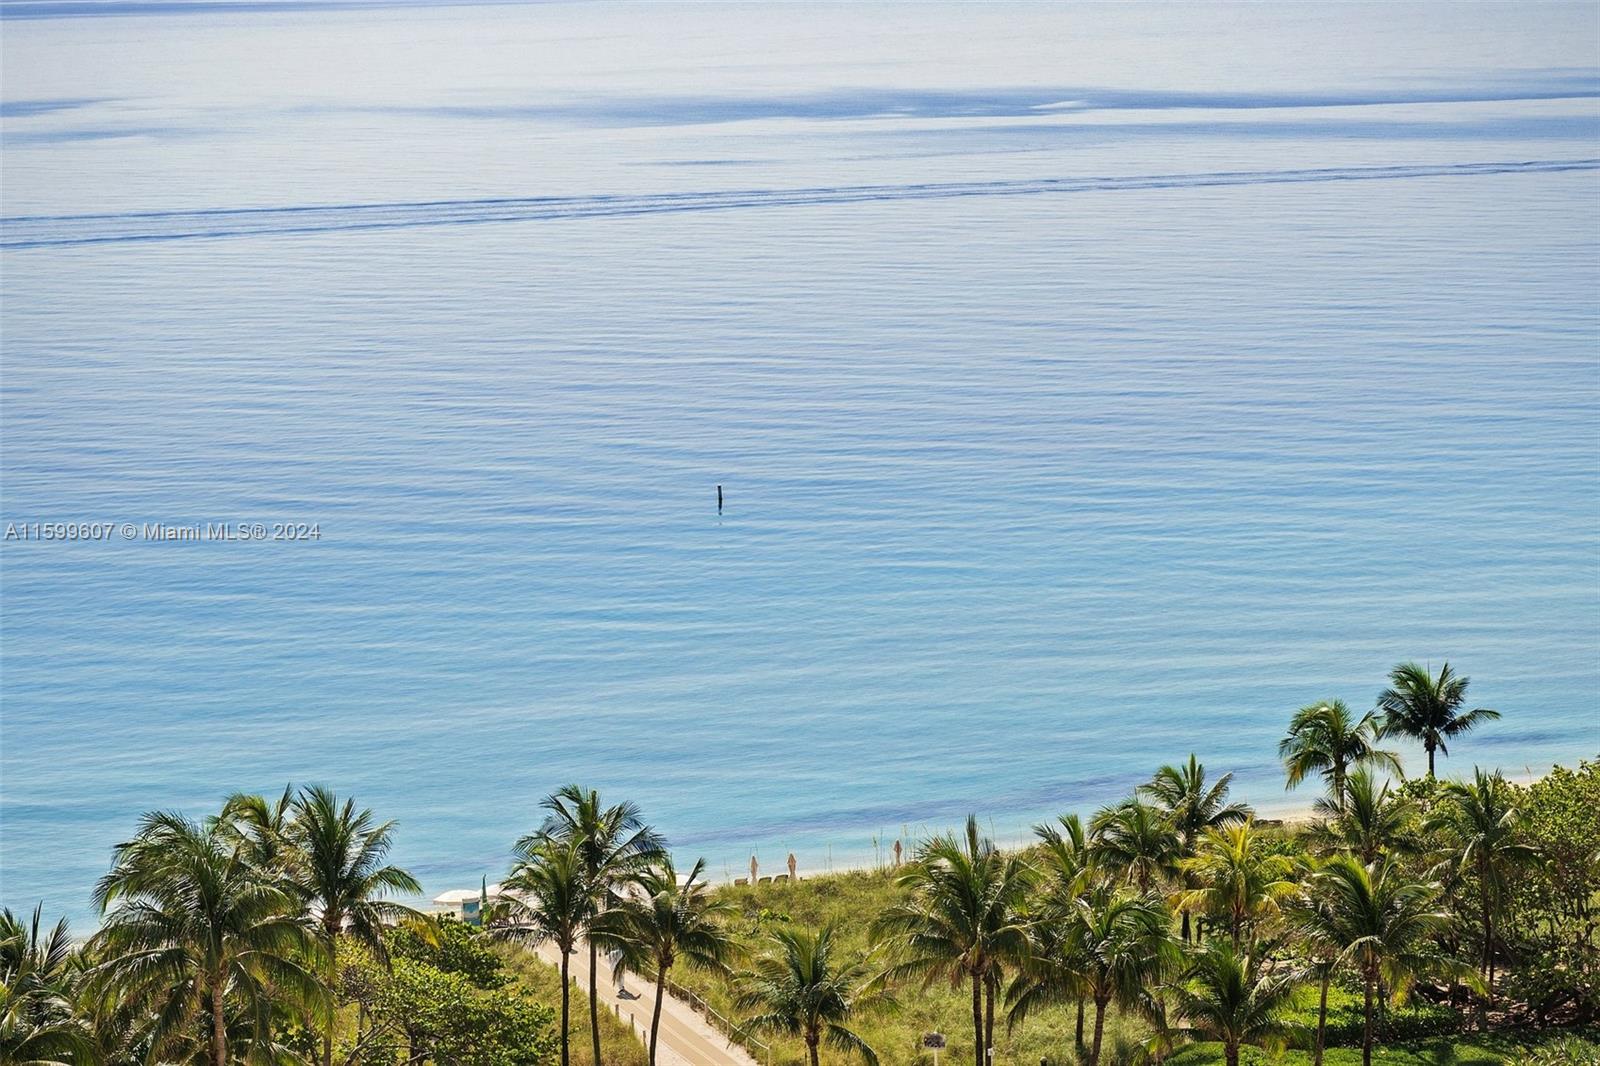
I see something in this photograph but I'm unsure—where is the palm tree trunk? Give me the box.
[1074,998,1084,1051]
[1425,741,1436,779]
[648,965,667,1066]
[1090,996,1108,1066]
[322,928,339,1066]
[1478,902,1491,1024]
[970,972,984,1066]
[807,1030,821,1066]
[1314,970,1329,1066]
[1362,969,1375,1066]
[589,938,603,1066]
[984,972,996,1059]
[1481,902,1492,987]
[1226,1040,1239,1066]
[1181,910,1191,944]
[1480,871,1493,1030]
[1478,928,1491,1011]
[560,948,572,1066]
[212,973,228,1066]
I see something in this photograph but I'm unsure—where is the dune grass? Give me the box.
[669,866,1149,1066]
[663,867,1593,1066]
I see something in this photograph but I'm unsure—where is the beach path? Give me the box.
[533,940,762,1066]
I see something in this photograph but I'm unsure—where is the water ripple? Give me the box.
[5,158,1595,249]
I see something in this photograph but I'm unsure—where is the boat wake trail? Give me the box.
[4,159,1595,250]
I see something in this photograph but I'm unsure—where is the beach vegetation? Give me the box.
[735,923,887,1066]
[14,663,1599,1065]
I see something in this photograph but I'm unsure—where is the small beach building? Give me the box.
[431,882,505,925]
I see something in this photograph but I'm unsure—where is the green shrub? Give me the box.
[1280,982,1462,1047]
[390,916,510,989]
[1525,1035,1600,1065]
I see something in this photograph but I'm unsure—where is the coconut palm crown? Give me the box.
[1279,700,1399,806]
[1376,662,1499,778]
[1169,941,1303,1066]
[89,812,327,1066]
[1309,768,1417,863]
[1089,801,1181,893]
[1178,821,1299,948]
[1,906,92,1066]
[736,923,884,1066]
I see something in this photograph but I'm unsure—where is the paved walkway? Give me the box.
[533,940,761,1066]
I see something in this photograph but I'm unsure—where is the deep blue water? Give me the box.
[2,1,1598,925]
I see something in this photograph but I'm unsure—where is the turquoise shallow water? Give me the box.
[2,2,1598,924]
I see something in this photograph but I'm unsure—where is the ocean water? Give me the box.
[2,1,1598,925]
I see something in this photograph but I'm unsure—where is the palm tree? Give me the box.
[1,906,91,1066]
[873,816,1032,1066]
[1178,821,1298,948]
[534,785,664,1066]
[1169,941,1302,1066]
[90,811,327,1066]
[1033,814,1094,893]
[495,836,593,1066]
[218,785,298,871]
[1071,886,1180,1066]
[1089,801,1181,893]
[598,857,735,1066]
[1279,700,1399,807]
[77,964,157,1066]
[1376,662,1500,778]
[1009,817,1103,1054]
[289,785,422,1066]
[1140,756,1254,852]
[1309,768,1416,863]
[735,924,882,1066]
[1427,768,1538,1016]
[1304,856,1452,1066]
[1286,868,1339,1066]
[1139,756,1252,941]
[1004,911,1092,1058]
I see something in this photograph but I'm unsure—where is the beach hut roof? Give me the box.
[432,883,503,905]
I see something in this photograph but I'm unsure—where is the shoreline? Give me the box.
[428,764,1566,907]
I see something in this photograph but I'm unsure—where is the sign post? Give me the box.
[923,1032,946,1065]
